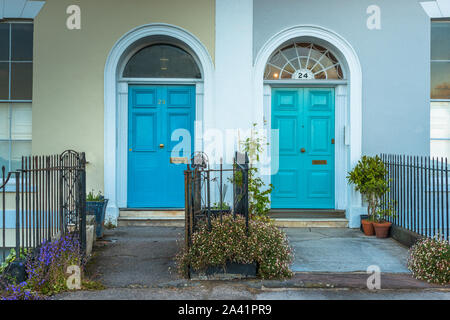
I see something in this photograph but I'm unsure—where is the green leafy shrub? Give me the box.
[231,123,273,219]
[87,189,103,201]
[347,155,389,221]
[407,236,450,285]
[0,248,29,274]
[177,214,293,279]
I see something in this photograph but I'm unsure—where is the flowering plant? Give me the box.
[26,234,85,295]
[0,234,86,299]
[0,281,45,300]
[407,236,450,285]
[177,214,293,279]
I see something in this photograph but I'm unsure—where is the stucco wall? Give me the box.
[32,0,215,192]
[253,0,430,156]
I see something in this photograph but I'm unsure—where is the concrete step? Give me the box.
[118,209,348,228]
[269,209,348,228]
[273,218,348,228]
[118,210,184,227]
[119,210,184,218]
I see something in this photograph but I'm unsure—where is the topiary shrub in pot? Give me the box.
[347,155,389,236]
[373,201,396,238]
[407,236,450,285]
[176,214,293,280]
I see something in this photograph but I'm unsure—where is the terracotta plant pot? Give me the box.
[373,221,392,238]
[361,219,375,236]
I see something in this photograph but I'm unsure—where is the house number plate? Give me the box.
[170,157,188,164]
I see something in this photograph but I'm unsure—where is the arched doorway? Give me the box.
[254,26,362,222]
[123,42,200,208]
[104,24,213,219]
[266,40,344,209]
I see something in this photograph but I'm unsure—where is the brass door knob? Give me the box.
[159,144,164,148]
[300,148,306,153]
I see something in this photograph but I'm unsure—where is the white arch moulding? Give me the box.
[104,23,214,222]
[253,25,363,227]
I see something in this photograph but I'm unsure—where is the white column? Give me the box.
[335,85,348,211]
[215,0,254,164]
[195,83,205,153]
[116,82,128,209]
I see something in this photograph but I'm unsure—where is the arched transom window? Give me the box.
[123,43,201,79]
[264,42,343,80]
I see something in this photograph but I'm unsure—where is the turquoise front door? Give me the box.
[127,85,195,208]
[271,88,335,209]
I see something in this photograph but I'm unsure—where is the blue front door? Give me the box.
[271,88,335,209]
[127,85,195,208]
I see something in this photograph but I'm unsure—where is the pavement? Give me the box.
[53,226,450,300]
[285,227,410,273]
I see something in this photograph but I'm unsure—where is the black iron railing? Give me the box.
[381,154,449,240]
[1,150,86,262]
[184,152,249,248]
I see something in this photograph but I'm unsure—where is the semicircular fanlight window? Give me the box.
[123,44,201,79]
[264,42,343,80]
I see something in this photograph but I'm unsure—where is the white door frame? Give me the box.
[263,83,348,211]
[104,24,214,222]
[254,25,363,226]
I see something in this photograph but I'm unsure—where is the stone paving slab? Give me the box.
[85,226,425,290]
[52,226,449,300]
[284,228,411,273]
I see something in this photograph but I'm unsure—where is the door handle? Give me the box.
[300,148,306,153]
[159,144,165,149]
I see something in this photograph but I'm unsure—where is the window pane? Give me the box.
[11,24,33,61]
[11,62,32,100]
[431,21,450,60]
[431,140,450,160]
[0,24,10,61]
[431,62,450,99]
[123,44,201,78]
[431,102,450,139]
[0,141,9,171]
[265,42,343,80]
[0,103,9,140]
[0,62,9,100]
[11,140,30,171]
[11,103,31,140]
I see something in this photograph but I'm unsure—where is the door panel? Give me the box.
[128,85,195,208]
[271,88,335,209]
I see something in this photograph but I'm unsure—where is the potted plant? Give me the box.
[373,202,395,238]
[86,190,109,239]
[347,155,389,236]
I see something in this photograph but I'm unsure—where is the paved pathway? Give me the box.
[84,226,182,288]
[53,226,449,300]
[284,227,410,273]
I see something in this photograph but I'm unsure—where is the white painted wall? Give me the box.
[214,0,254,163]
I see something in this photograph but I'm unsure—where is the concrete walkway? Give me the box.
[284,228,410,273]
[84,226,182,288]
[53,226,449,300]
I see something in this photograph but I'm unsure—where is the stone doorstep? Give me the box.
[119,210,184,218]
[117,210,348,228]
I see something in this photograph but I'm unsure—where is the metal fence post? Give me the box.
[15,171,20,257]
[79,153,87,254]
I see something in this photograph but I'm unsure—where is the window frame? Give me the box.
[0,20,33,184]
[430,19,450,158]
[0,20,33,103]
